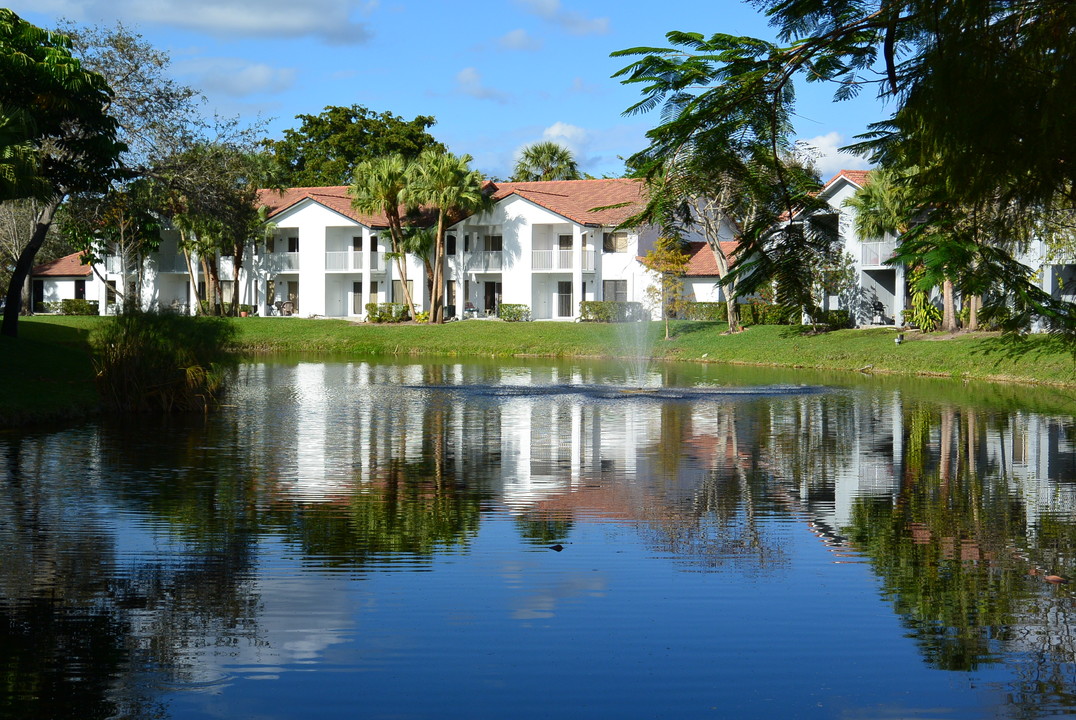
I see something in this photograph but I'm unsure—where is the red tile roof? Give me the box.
[486,178,645,226]
[823,169,871,191]
[32,251,91,277]
[258,186,394,228]
[684,241,738,276]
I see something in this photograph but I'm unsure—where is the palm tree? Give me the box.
[409,150,491,323]
[845,168,959,332]
[349,153,417,319]
[510,141,581,182]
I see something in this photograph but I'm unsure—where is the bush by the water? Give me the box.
[579,301,645,322]
[92,310,237,413]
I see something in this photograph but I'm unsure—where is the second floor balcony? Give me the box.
[325,251,385,273]
[532,249,596,272]
[466,251,503,272]
[861,241,897,267]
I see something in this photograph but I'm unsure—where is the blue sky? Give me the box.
[13,0,883,181]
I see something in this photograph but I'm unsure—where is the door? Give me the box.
[483,281,502,314]
[557,281,572,317]
[288,281,299,314]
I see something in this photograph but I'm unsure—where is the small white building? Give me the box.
[30,251,105,313]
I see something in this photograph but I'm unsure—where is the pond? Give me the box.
[2,358,1075,719]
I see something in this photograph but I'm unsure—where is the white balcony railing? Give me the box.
[467,251,503,272]
[271,252,300,271]
[531,249,595,271]
[861,241,896,267]
[154,254,188,273]
[324,251,384,272]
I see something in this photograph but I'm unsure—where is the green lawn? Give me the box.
[6,315,1075,426]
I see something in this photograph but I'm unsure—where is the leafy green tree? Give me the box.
[0,11,123,337]
[510,140,581,182]
[268,105,445,187]
[408,150,491,323]
[643,236,690,340]
[349,153,419,319]
[611,5,1076,339]
[614,32,836,328]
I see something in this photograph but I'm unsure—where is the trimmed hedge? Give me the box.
[684,302,725,321]
[61,299,99,316]
[739,303,800,326]
[365,302,409,323]
[498,304,531,322]
[579,300,645,322]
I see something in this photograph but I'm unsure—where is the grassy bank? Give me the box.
[227,316,1076,386]
[7,315,1075,426]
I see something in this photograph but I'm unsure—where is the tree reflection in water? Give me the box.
[0,360,1074,718]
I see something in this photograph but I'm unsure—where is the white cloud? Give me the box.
[514,0,609,35]
[799,131,871,180]
[497,28,543,51]
[454,67,511,104]
[175,57,297,97]
[541,121,588,156]
[25,0,374,44]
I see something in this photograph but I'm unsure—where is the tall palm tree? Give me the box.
[845,167,959,332]
[510,141,581,182]
[409,150,491,323]
[349,153,417,319]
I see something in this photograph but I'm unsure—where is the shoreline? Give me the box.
[5,316,1074,427]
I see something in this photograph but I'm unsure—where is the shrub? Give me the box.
[414,311,430,323]
[684,302,725,321]
[35,301,62,314]
[579,301,644,322]
[818,309,850,331]
[60,299,99,316]
[365,302,408,323]
[498,304,531,322]
[741,302,799,325]
[92,310,238,413]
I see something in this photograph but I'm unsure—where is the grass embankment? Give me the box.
[7,315,1076,426]
[230,316,1076,386]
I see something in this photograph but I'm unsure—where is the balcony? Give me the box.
[466,251,503,272]
[861,241,896,267]
[154,254,189,273]
[325,251,385,272]
[531,249,595,272]
[270,252,300,272]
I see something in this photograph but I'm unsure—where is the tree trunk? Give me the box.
[725,294,741,332]
[967,294,980,331]
[230,241,245,317]
[941,278,958,332]
[2,196,61,338]
[431,216,445,324]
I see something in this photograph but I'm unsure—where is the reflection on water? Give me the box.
[1,358,1075,719]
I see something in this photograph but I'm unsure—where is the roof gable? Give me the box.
[32,251,92,278]
[485,178,645,227]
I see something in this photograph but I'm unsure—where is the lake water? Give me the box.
[2,358,1075,719]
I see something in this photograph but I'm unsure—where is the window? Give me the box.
[288,236,299,253]
[392,279,413,304]
[603,280,627,302]
[352,236,363,251]
[557,280,572,317]
[603,231,628,253]
[446,235,456,255]
[558,234,573,249]
[353,281,363,314]
[75,279,86,300]
[486,235,503,252]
